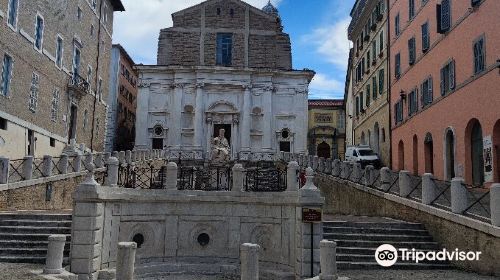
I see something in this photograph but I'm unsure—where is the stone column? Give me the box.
[287,161,299,191]
[491,184,500,227]
[399,170,411,197]
[0,157,8,184]
[232,164,245,192]
[194,83,205,150]
[172,84,184,150]
[451,177,468,214]
[42,155,53,177]
[319,240,337,280]
[43,234,66,274]
[23,156,34,180]
[165,162,178,190]
[262,86,273,151]
[103,152,111,164]
[421,173,435,205]
[104,157,119,187]
[116,242,137,280]
[240,84,252,152]
[59,155,68,174]
[240,243,260,280]
[74,155,82,172]
[380,167,391,191]
[332,159,340,177]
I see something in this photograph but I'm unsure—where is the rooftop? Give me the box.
[308,99,344,107]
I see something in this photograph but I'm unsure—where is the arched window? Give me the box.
[373,122,380,154]
[469,121,484,186]
[444,128,456,180]
[424,133,434,174]
[368,130,372,146]
[398,140,405,171]
[361,131,366,145]
[317,141,331,159]
[412,135,418,175]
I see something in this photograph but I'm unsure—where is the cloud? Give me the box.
[113,0,282,64]
[309,73,344,99]
[303,17,351,70]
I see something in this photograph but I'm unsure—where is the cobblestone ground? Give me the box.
[0,263,45,280]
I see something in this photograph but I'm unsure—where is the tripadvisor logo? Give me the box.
[375,244,482,267]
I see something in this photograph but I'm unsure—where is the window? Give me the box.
[360,92,364,111]
[0,117,7,130]
[437,0,451,34]
[87,65,92,88]
[421,76,433,107]
[408,37,416,65]
[408,88,418,116]
[355,96,360,116]
[421,22,430,52]
[83,109,88,130]
[395,53,401,79]
[55,36,63,68]
[395,100,404,124]
[72,45,81,76]
[216,7,221,15]
[152,138,163,149]
[378,69,385,94]
[372,76,378,98]
[409,0,416,19]
[473,36,485,74]
[366,85,371,107]
[92,0,97,10]
[1,54,14,96]
[216,33,232,66]
[96,118,100,137]
[50,137,55,147]
[34,15,45,50]
[379,31,384,54]
[51,88,60,122]
[91,24,95,37]
[366,51,371,70]
[471,0,482,7]
[103,3,108,23]
[7,0,19,29]
[372,41,377,61]
[77,7,82,20]
[29,72,40,112]
[97,77,103,101]
[395,13,400,37]
[440,60,455,96]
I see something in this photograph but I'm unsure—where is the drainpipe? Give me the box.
[90,0,104,152]
[386,0,393,169]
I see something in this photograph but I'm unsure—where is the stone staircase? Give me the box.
[323,218,451,270]
[0,212,72,264]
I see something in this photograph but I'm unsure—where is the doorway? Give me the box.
[471,122,484,186]
[213,124,231,146]
[445,129,456,180]
[317,141,331,158]
[68,104,77,143]
[27,129,35,156]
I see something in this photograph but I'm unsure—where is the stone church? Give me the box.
[135,0,315,160]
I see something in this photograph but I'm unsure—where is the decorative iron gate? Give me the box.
[178,165,232,191]
[118,164,166,189]
[244,166,287,192]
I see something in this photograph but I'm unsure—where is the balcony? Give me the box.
[68,73,90,100]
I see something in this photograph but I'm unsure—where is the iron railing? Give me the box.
[178,165,232,191]
[118,164,166,189]
[462,183,491,222]
[8,159,26,182]
[430,179,452,210]
[244,166,287,192]
[32,158,45,179]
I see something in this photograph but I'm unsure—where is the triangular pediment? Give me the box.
[172,0,278,20]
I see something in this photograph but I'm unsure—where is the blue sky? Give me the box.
[113,0,355,99]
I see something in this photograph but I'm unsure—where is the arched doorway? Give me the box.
[412,135,418,175]
[361,131,366,145]
[424,133,434,174]
[494,120,500,182]
[398,140,405,171]
[373,123,380,154]
[444,128,456,180]
[470,121,484,186]
[317,141,331,159]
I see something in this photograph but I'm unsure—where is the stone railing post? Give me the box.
[451,177,468,214]
[104,157,119,187]
[491,184,500,227]
[287,161,299,191]
[42,155,53,177]
[380,167,391,191]
[312,156,319,171]
[118,151,126,165]
[103,152,111,164]
[302,167,317,190]
[116,242,137,280]
[84,153,94,171]
[364,165,374,186]
[319,240,337,280]
[232,164,245,192]
[112,151,119,161]
[421,173,435,205]
[125,150,132,164]
[23,156,34,181]
[73,155,82,172]
[0,157,9,184]
[352,163,362,182]
[331,159,340,177]
[318,157,324,173]
[94,153,104,168]
[324,159,332,174]
[58,155,68,174]
[43,234,66,274]
[399,170,411,197]
[240,243,260,280]
[166,162,178,190]
[340,161,348,179]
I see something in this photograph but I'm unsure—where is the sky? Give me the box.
[113,0,355,99]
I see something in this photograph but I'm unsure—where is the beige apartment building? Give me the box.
[348,0,391,167]
[0,0,124,158]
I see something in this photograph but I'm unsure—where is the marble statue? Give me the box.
[211,129,230,164]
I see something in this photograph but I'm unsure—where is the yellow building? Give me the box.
[308,100,346,160]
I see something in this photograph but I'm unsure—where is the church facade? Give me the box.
[135,0,314,160]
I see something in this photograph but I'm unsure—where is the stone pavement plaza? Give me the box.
[1,263,499,280]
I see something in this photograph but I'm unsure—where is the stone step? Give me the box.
[0,219,72,228]
[323,221,425,230]
[336,253,449,265]
[336,261,452,270]
[324,233,434,242]
[0,226,71,234]
[323,226,429,235]
[0,213,72,221]
[0,255,69,265]
[327,239,440,250]
[0,233,71,242]
[0,240,70,249]
[0,247,70,256]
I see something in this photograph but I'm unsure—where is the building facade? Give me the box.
[0,0,124,158]
[348,0,391,167]
[307,99,346,160]
[390,0,500,186]
[105,44,137,152]
[345,49,355,147]
[135,0,314,160]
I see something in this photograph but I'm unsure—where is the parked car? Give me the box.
[345,145,381,168]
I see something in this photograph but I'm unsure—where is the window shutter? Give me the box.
[449,60,455,90]
[394,103,398,123]
[440,67,445,96]
[420,83,425,108]
[428,77,433,103]
[415,87,419,110]
[473,42,479,73]
[379,69,384,94]
[441,0,451,32]
[436,4,443,33]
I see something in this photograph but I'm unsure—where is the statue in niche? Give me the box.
[211,128,230,164]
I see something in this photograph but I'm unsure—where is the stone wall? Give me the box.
[314,173,500,276]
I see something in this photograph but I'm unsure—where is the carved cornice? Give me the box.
[243,84,253,90]
[196,82,205,89]
[138,80,151,88]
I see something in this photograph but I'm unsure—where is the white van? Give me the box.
[345,145,381,168]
